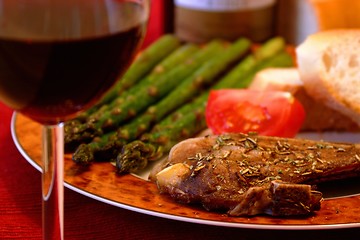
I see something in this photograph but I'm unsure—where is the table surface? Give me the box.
[1,2,360,239]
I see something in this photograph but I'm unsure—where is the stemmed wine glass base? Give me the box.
[42,124,64,239]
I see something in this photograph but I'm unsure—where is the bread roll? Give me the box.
[296,29,360,127]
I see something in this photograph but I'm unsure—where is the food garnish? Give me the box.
[205,89,305,137]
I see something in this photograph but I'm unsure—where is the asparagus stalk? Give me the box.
[116,97,209,174]
[70,40,225,162]
[72,37,292,169]
[96,39,224,122]
[152,37,287,132]
[72,132,125,164]
[86,42,202,127]
[148,51,294,144]
[74,34,181,121]
[234,50,294,88]
[153,51,294,150]
[98,34,182,104]
[214,36,286,89]
[65,42,201,151]
[72,38,249,164]
[91,40,223,130]
[116,39,294,174]
[116,38,251,141]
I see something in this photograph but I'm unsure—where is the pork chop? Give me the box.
[155,133,360,216]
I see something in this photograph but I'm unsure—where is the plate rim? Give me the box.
[10,112,360,230]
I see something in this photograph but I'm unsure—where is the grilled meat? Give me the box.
[155,133,360,216]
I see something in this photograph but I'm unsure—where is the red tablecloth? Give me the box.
[1,1,360,239]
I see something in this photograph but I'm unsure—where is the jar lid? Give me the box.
[175,0,276,12]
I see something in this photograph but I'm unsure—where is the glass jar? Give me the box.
[174,0,276,43]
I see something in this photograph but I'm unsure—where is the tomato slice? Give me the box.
[205,89,306,137]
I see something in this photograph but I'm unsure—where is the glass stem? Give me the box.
[42,123,64,240]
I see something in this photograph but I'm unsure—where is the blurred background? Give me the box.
[147,0,360,47]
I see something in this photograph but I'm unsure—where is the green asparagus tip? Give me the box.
[72,143,95,165]
[116,141,156,174]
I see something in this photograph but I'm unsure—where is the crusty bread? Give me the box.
[296,29,360,127]
[250,67,359,131]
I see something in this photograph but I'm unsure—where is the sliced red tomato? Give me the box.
[205,89,306,138]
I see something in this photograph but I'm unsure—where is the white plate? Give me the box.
[11,113,360,230]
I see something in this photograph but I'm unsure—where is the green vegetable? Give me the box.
[73,38,249,164]
[70,40,225,162]
[75,34,182,121]
[117,38,251,141]
[115,37,292,174]
[95,34,183,107]
[215,36,286,89]
[65,42,200,151]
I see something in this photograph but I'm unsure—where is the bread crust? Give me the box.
[296,29,360,127]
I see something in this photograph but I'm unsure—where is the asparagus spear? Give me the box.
[72,132,125,164]
[149,51,294,142]
[74,34,182,121]
[86,42,202,126]
[70,40,225,161]
[116,38,251,141]
[72,38,250,164]
[93,40,222,129]
[214,36,286,89]
[152,37,287,132]
[155,50,294,139]
[73,37,292,168]
[98,34,182,105]
[65,42,201,151]
[116,41,294,174]
[116,96,209,174]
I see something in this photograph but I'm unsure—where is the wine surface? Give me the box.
[0,1,147,124]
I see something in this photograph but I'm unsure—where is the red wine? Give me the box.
[0,1,147,124]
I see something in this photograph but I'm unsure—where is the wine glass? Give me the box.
[0,0,149,239]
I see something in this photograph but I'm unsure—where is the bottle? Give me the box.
[276,0,318,45]
[173,0,277,43]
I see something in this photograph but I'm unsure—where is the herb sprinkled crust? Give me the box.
[155,133,360,216]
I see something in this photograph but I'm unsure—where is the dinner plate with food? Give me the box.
[11,30,360,230]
